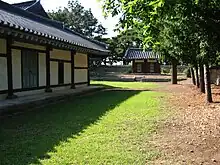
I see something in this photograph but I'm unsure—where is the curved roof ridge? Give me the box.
[11,1,108,49]
[25,0,39,10]
[5,1,66,30]
[0,0,110,54]
[12,0,37,9]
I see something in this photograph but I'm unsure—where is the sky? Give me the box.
[3,0,119,37]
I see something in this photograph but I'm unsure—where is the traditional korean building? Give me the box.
[0,0,109,100]
[124,48,160,74]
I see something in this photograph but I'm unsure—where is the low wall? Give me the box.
[161,65,187,74]
[91,65,187,77]
[210,68,220,84]
[91,65,132,76]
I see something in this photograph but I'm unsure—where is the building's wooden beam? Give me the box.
[11,45,46,53]
[87,54,90,86]
[6,37,17,99]
[45,46,52,93]
[0,53,6,57]
[71,50,76,89]
[50,58,71,63]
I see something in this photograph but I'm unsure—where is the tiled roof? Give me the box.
[124,48,160,60]
[13,0,50,18]
[0,1,109,55]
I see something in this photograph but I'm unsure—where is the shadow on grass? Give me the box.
[0,89,144,165]
[91,83,115,89]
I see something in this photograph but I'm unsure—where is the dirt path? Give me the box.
[151,79,220,165]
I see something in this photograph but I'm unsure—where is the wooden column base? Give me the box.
[71,84,75,89]
[45,88,52,93]
[6,94,18,100]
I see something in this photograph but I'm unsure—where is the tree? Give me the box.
[48,0,107,37]
[100,0,220,102]
[95,29,142,65]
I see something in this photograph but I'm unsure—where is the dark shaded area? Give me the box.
[0,90,141,165]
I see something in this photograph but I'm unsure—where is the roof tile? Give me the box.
[0,1,109,54]
[124,48,160,59]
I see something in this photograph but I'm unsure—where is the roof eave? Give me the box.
[0,26,110,55]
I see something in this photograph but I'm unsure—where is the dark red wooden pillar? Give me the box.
[6,37,17,99]
[45,46,52,93]
[132,60,136,73]
[71,50,76,89]
[87,54,90,86]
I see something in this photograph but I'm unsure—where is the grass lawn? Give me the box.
[91,80,158,89]
[0,82,166,165]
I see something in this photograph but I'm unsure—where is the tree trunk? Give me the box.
[204,64,213,103]
[191,67,196,85]
[171,60,177,84]
[199,63,205,93]
[195,65,200,88]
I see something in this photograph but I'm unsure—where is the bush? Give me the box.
[161,67,171,74]
[126,68,133,74]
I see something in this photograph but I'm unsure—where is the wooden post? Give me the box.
[87,54,90,86]
[71,50,76,89]
[6,37,17,99]
[171,60,177,84]
[195,65,200,88]
[199,63,205,93]
[45,46,52,93]
[191,67,196,85]
[204,64,212,102]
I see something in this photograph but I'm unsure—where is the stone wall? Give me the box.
[210,68,220,85]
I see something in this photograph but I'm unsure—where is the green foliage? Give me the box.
[48,0,106,37]
[100,0,220,66]
[161,67,170,74]
[96,29,142,61]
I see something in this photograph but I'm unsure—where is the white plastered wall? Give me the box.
[74,53,88,67]
[74,69,88,83]
[50,49,71,61]
[0,38,6,54]
[50,49,71,85]
[50,61,58,85]
[0,57,8,90]
[74,53,88,84]
[64,63,71,84]
[12,49,22,89]
[39,53,46,86]
[0,38,7,92]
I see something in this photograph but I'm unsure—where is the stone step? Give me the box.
[0,87,104,117]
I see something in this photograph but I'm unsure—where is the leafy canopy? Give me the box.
[48,0,107,38]
[100,0,220,65]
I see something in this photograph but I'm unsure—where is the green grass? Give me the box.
[0,82,165,165]
[91,80,158,89]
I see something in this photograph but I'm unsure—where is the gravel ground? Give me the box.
[151,79,220,165]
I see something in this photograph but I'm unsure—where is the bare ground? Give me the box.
[151,79,220,165]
